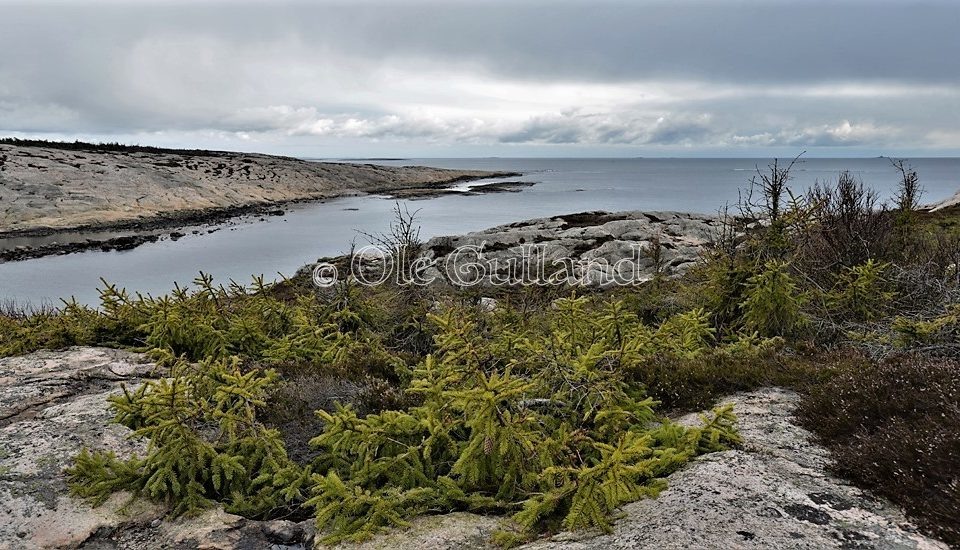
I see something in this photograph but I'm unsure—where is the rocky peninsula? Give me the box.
[0,142,514,260]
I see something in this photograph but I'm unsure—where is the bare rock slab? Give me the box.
[419,211,720,286]
[521,388,947,550]
[340,513,500,550]
[0,347,160,549]
[0,143,507,235]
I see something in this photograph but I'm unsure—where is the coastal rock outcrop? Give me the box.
[417,211,720,286]
[0,143,509,236]
[516,388,945,550]
[926,190,960,212]
[0,347,158,549]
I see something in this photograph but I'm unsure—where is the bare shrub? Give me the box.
[738,156,807,257]
[741,154,804,225]
[906,229,960,288]
[354,201,434,307]
[711,203,743,259]
[889,262,960,318]
[890,158,923,213]
[644,229,665,283]
[358,201,423,276]
[0,298,58,319]
[801,171,893,274]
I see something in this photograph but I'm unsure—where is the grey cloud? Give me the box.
[498,112,714,146]
[499,118,588,145]
[5,2,960,85]
[647,120,715,146]
[0,1,958,154]
[4,0,960,82]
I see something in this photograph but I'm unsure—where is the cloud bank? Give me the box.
[1,1,958,156]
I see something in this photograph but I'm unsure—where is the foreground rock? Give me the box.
[416,211,719,286]
[0,143,510,236]
[0,348,314,550]
[0,348,157,548]
[0,349,947,549]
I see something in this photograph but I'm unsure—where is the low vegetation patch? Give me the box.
[797,353,960,547]
[56,287,748,544]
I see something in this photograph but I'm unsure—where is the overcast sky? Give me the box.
[1,0,958,157]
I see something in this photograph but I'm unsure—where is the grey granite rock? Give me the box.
[518,388,947,550]
[927,189,960,212]
[0,347,161,549]
[0,347,314,550]
[0,144,505,235]
[418,211,719,287]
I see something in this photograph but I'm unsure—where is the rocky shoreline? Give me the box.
[0,202,288,262]
[0,180,543,263]
[926,190,960,212]
[383,180,536,199]
[0,143,518,261]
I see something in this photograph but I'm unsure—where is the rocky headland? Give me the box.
[926,189,960,212]
[0,142,516,260]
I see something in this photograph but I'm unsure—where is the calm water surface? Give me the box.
[2,157,958,306]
